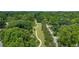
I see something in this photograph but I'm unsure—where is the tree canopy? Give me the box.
[57,24,79,47]
[0,27,39,47]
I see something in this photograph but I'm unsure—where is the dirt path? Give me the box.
[46,24,58,47]
[0,41,3,47]
[34,20,45,47]
[35,29,42,47]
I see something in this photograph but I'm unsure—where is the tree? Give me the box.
[34,12,44,22]
[0,27,39,47]
[7,20,33,31]
[57,24,79,47]
[0,18,6,28]
[71,18,79,24]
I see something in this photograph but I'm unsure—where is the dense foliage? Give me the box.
[0,12,39,47]
[0,11,79,47]
[57,24,79,47]
[1,27,38,47]
[42,12,79,47]
[0,19,6,28]
[7,20,33,30]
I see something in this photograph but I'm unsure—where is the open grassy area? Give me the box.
[36,23,45,47]
[33,19,45,47]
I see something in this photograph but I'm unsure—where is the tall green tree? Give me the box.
[0,18,6,28]
[57,24,79,47]
[1,27,39,47]
[7,20,33,31]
